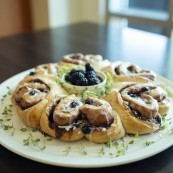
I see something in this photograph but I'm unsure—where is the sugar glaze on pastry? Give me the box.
[12,53,171,143]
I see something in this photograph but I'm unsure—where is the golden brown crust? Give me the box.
[102,62,155,83]
[104,90,160,134]
[40,109,84,142]
[62,53,85,65]
[158,99,170,116]
[116,75,150,83]
[85,112,125,143]
[141,85,170,116]
[61,53,111,70]
[112,82,170,117]
[40,95,125,143]
[12,96,48,128]
[12,74,67,129]
[40,95,84,142]
[35,63,58,75]
[80,97,114,127]
[11,57,171,143]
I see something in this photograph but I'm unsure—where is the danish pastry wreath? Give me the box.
[12,53,170,143]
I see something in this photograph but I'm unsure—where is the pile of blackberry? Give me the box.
[65,63,102,86]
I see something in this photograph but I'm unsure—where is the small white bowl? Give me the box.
[62,71,106,95]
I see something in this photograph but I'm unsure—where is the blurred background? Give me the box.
[0,0,172,38]
[0,0,173,81]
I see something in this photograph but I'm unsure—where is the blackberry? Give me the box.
[155,116,162,124]
[127,65,138,73]
[77,70,85,75]
[85,99,94,105]
[75,114,82,122]
[129,93,139,98]
[85,71,96,78]
[69,69,77,75]
[114,67,120,75]
[44,89,49,93]
[82,125,92,134]
[70,54,80,59]
[75,79,81,86]
[140,86,150,92]
[65,75,70,82]
[127,66,133,72]
[76,78,88,86]
[29,91,36,96]
[131,109,140,117]
[80,78,88,86]
[70,101,79,108]
[69,69,85,75]
[85,63,95,72]
[70,72,85,82]
[29,71,35,76]
[88,77,101,85]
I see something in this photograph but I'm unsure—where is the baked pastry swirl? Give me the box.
[104,83,167,134]
[63,53,85,65]
[103,62,156,83]
[135,84,170,116]
[40,95,84,142]
[12,74,66,128]
[80,97,125,143]
[35,63,58,75]
[62,53,110,69]
[40,96,125,143]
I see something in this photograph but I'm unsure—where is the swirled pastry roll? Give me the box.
[62,53,86,65]
[27,63,58,81]
[102,62,156,83]
[104,84,164,134]
[62,53,110,69]
[84,54,110,70]
[80,97,125,143]
[109,83,170,116]
[40,95,84,142]
[135,84,170,116]
[12,74,67,128]
[35,63,58,75]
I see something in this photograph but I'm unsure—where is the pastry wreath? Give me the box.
[12,53,170,143]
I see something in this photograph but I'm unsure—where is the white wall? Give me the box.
[30,0,107,30]
[48,0,106,28]
[79,0,106,24]
[48,0,70,28]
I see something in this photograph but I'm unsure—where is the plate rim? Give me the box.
[0,69,173,168]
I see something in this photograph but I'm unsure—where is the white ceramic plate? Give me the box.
[0,69,173,168]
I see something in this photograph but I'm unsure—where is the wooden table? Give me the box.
[0,22,173,173]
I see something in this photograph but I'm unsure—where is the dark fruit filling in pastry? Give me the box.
[70,101,79,108]
[14,80,50,109]
[47,96,115,136]
[114,63,156,80]
[29,71,36,76]
[121,84,160,121]
[47,96,84,138]
[82,125,92,134]
[70,54,82,59]
[84,99,94,105]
